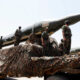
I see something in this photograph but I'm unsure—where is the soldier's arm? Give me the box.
[62,25,67,40]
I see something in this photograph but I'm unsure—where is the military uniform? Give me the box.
[0,37,3,49]
[41,31,49,46]
[28,33,39,44]
[41,31,50,56]
[62,25,72,54]
[14,29,22,46]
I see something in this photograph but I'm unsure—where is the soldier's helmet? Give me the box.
[64,20,70,25]
[19,26,21,29]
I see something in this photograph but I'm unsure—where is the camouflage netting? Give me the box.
[0,43,80,78]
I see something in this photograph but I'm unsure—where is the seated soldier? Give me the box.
[28,33,38,44]
[28,26,40,45]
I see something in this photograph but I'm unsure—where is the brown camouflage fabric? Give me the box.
[0,44,80,78]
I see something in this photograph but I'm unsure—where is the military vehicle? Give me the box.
[0,14,80,80]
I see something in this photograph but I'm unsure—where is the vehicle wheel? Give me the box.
[44,75,68,80]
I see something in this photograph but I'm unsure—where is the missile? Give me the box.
[3,14,80,47]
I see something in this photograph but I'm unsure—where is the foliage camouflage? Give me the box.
[0,43,80,78]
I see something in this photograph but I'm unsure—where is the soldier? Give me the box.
[62,20,72,54]
[28,26,39,44]
[14,26,22,46]
[28,33,37,44]
[59,39,64,55]
[0,36,3,49]
[41,27,50,56]
[41,27,49,46]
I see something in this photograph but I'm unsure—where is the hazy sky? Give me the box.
[0,0,80,48]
